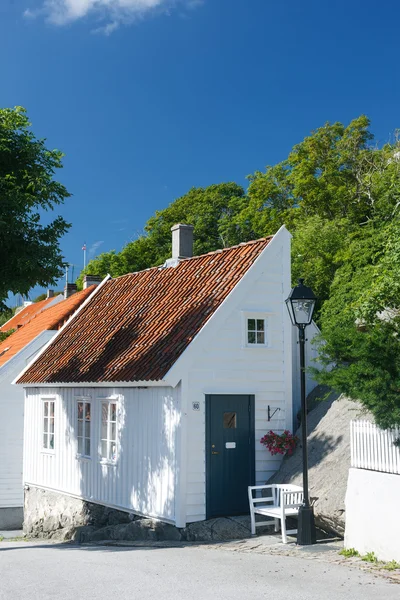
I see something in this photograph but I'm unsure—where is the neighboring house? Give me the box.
[17,224,317,532]
[0,292,63,333]
[0,283,99,529]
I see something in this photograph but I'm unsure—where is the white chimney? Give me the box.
[83,275,103,289]
[171,224,194,260]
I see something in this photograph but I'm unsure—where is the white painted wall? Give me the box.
[0,331,55,515]
[24,385,180,523]
[178,229,293,523]
[345,467,400,562]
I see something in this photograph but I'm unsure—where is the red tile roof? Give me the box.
[0,287,96,368]
[0,297,57,332]
[17,238,273,384]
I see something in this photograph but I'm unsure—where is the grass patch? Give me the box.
[361,551,378,563]
[339,547,359,558]
[0,535,3,542]
[382,560,400,571]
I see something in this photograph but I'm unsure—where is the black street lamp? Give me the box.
[286,278,317,545]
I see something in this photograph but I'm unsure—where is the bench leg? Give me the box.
[274,518,280,533]
[250,510,256,536]
[281,517,288,544]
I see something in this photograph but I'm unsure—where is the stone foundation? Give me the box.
[24,486,260,543]
[24,486,133,541]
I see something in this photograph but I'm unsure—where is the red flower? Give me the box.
[260,430,299,456]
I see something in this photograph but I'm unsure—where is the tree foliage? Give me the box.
[0,106,71,308]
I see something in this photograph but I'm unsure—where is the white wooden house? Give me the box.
[16,225,317,530]
[0,286,97,529]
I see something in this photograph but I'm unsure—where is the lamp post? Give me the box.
[285,278,317,545]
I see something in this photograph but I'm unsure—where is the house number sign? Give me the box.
[192,402,200,411]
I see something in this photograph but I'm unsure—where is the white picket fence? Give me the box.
[350,420,400,475]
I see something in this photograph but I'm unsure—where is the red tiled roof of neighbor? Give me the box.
[0,297,56,332]
[17,238,273,385]
[0,287,96,368]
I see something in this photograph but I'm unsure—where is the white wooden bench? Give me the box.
[248,484,304,544]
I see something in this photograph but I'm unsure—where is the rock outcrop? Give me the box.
[269,386,372,536]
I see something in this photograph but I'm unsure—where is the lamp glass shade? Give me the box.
[285,279,316,326]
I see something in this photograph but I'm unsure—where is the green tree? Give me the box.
[0,106,71,308]
[316,221,400,428]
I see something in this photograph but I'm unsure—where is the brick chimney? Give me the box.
[64,283,77,299]
[83,275,103,290]
[171,224,194,260]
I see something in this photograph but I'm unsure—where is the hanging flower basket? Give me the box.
[260,430,299,456]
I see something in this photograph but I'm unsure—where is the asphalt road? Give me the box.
[0,541,398,600]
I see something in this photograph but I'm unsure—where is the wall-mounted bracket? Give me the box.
[267,406,281,422]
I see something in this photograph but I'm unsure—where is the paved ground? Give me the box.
[0,537,398,600]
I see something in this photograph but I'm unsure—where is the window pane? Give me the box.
[43,417,48,433]
[77,402,83,419]
[102,403,108,423]
[85,403,91,420]
[248,331,256,344]
[85,438,90,457]
[49,434,54,450]
[110,403,117,422]
[78,437,83,454]
[257,332,265,344]
[44,402,48,417]
[101,422,108,441]
[43,433,47,448]
[49,418,55,433]
[223,412,237,429]
[77,420,83,437]
[110,443,117,461]
[110,422,116,442]
[85,420,90,438]
[256,319,264,332]
[49,402,55,417]
[101,440,107,458]
[247,318,255,331]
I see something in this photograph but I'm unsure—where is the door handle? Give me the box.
[212,451,219,455]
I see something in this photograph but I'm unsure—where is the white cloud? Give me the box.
[25,0,203,31]
[89,240,104,258]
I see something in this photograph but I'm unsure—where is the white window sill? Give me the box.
[76,454,91,462]
[99,459,117,467]
[41,450,55,455]
[242,344,271,349]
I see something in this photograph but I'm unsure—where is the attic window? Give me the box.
[245,316,268,346]
[0,347,10,358]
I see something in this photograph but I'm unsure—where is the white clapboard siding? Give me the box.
[350,420,400,475]
[183,230,293,522]
[24,385,180,522]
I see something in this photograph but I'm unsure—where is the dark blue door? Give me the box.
[206,394,255,518]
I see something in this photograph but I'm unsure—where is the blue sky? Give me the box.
[2,0,399,302]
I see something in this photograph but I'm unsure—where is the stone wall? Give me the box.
[24,486,133,540]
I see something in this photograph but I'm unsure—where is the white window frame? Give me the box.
[76,398,92,460]
[41,396,56,453]
[99,398,118,465]
[242,312,270,348]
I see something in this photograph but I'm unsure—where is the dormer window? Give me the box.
[243,314,269,347]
